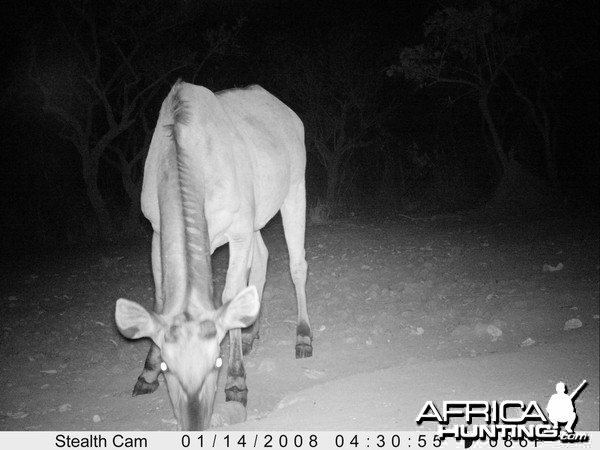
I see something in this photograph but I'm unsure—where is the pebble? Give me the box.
[563,318,582,330]
[410,327,424,335]
[520,337,536,347]
[58,403,72,412]
[211,402,246,427]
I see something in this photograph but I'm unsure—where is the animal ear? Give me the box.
[216,286,260,338]
[115,298,165,344]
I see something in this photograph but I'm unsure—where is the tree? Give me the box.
[28,0,241,238]
[274,33,398,210]
[389,0,564,208]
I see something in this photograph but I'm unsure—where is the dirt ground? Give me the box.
[1,213,598,432]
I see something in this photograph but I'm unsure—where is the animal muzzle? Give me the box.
[176,392,214,430]
[176,373,218,431]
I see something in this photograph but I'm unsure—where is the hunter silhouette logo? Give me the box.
[546,379,587,434]
[416,379,591,445]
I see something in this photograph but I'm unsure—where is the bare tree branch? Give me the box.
[27,0,241,236]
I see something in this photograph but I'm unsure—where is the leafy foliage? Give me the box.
[391,1,528,91]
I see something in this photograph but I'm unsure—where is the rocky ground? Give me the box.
[1,213,598,432]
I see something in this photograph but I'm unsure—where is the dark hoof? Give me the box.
[296,321,312,359]
[225,386,248,407]
[295,342,313,359]
[132,377,159,397]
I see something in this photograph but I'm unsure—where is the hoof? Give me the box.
[296,321,312,359]
[132,376,159,397]
[225,386,248,407]
[295,342,313,359]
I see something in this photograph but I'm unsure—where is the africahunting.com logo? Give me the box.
[416,380,590,445]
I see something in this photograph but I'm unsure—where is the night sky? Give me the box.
[0,0,598,252]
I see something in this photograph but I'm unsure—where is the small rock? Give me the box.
[486,325,503,340]
[542,262,564,272]
[410,326,424,335]
[473,323,503,340]
[93,414,101,423]
[520,337,536,347]
[563,318,582,330]
[58,403,72,413]
[8,295,18,301]
[211,401,246,427]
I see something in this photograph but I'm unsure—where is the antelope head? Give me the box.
[115,285,259,430]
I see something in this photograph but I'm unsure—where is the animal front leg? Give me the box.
[222,234,254,406]
[132,342,162,396]
[132,231,163,396]
[225,327,247,405]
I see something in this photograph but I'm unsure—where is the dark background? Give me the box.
[1,0,598,253]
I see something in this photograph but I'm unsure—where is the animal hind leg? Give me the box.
[132,231,163,396]
[280,181,312,358]
[242,230,268,355]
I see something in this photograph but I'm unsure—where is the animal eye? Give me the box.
[160,361,168,372]
[215,357,222,368]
